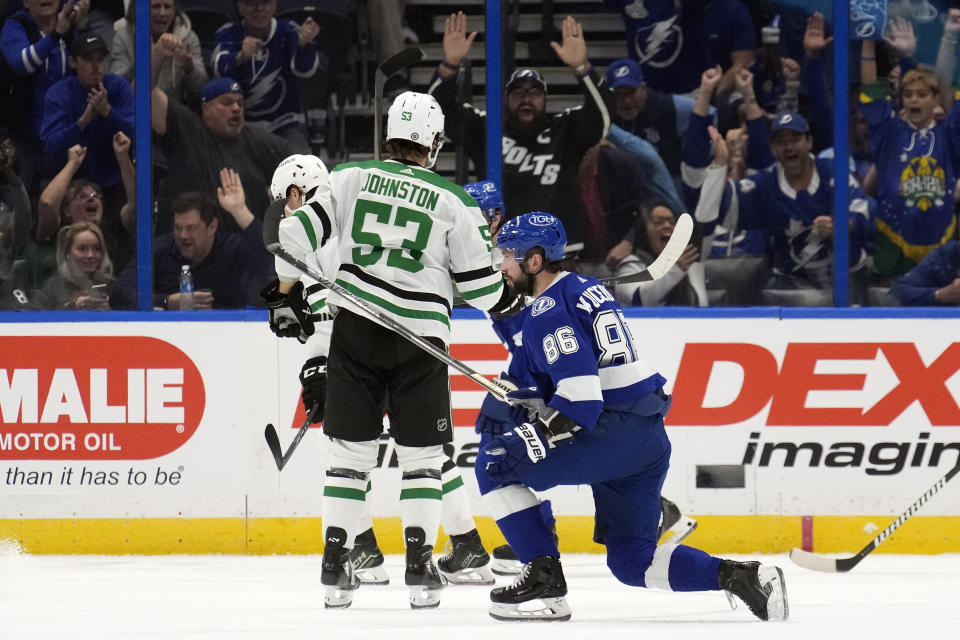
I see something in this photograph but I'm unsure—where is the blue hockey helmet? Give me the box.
[462,180,505,222]
[496,212,567,262]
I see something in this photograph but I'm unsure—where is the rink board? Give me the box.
[0,315,958,554]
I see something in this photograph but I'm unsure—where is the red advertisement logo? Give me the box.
[668,342,960,426]
[0,337,205,459]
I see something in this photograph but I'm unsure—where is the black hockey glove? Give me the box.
[299,356,327,424]
[488,284,524,320]
[261,279,314,344]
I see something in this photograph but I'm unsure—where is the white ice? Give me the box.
[1,550,958,639]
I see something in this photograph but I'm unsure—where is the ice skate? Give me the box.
[718,559,789,621]
[321,527,359,609]
[437,529,494,585]
[491,543,523,576]
[350,527,389,585]
[489,555,571,622]
[658,497,698,544]
[404,527,446,609]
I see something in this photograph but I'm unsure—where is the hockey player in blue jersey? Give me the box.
[463,179,695,575]
[475,211,789,622]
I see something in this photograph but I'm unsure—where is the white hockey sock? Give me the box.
[440,462,475,537]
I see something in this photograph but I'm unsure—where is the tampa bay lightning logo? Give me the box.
[633,16,683,68]
[531,296,555,316]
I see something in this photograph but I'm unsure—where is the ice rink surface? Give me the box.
[2,550,958,639]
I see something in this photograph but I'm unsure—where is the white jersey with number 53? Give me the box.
[278,159,504,343]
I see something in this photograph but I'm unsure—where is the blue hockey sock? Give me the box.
[607,536,722,591]
[497,504,559,563]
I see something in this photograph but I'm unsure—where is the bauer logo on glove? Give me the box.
[483,420,556,484]
[515,422,546,462]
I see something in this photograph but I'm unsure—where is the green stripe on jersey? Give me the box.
[458,278,503,300]
[323,486,367,501]
[292,209,318,251]
[332,160,476,207]
[399,487,443,501]
[336,279,451,328]
[442,475,464,494]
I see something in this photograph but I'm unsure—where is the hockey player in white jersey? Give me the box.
[275,92,519,609]
[477,212,789,622]
[265,153,496,589]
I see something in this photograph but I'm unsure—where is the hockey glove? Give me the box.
[261,279,314,344]
[299,356,327,424]
[475,373,527,437]
[484,420,552,484]
[488,285,524,320]
[505,386,548,422]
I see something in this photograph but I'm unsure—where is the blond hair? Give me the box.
[901,67,940,96]
[55,221,114,285]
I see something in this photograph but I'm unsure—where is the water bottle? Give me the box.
[179,264,194,310]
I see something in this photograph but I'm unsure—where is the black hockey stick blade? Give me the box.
[264,422,285,469]
[374,47,425,161]
[264,405,321,471]
[789,463,960,572]
[377,46,424,76]
[601,213,693,286]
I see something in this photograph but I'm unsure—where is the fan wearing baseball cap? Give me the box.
[604,57,714,207]
[151,56,294,235]
[425,11,611,249]
[40,31,135,193]
[684,65,874,306]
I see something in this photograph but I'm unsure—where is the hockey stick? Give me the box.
[267,243,512,402]
[600,213,694,286]
[373,47,424,161]
[264,404,321,471]
[789,463,960,572]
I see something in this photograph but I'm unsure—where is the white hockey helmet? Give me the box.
[270,154,330,202]
[386,91,445,168]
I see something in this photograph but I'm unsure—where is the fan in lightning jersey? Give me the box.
[213,3,326,139]
[429,14,610,247]
[276,91,518,610]
[475,212,789,623]
[685,110,873,303]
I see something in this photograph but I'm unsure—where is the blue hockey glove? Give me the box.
[484,421,552,484]
[505,386,547,421]
[476,374,528,436]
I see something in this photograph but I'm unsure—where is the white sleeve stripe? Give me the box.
[21,48,38,73]
[555,375,603,403]
[211,47,229,74]
[723,181,740,231]
[599,360,658,390]
[581,74,610,139]
[290,52,319,78]
[485,484,541,521]
[682,162,707,188]
[694,164,726,223]
[644,543,677,591]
